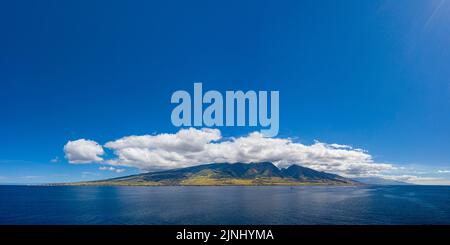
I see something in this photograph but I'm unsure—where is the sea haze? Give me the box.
[0,185,449,224]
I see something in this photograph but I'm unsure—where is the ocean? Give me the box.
[0,185,449,224]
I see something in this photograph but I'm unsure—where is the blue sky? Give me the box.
[0,0,449,184]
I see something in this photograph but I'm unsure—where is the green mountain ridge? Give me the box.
[64,162,360,186]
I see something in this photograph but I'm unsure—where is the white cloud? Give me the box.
[438,170,450,173]
[94,128,394,176]
[382,174,450,185]
[99,166,125,173]
[50,156,60,163]
[64,139,104,163]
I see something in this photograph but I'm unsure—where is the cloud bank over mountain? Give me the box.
[63,128,394,177]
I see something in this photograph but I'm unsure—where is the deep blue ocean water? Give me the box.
[0,185,449,224]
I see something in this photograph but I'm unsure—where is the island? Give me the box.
[59,162,361,186]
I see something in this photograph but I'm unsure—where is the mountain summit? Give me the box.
[69,162,359,186]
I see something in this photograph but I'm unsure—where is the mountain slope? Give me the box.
[281,164,353,183]
[68,162,359,186]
